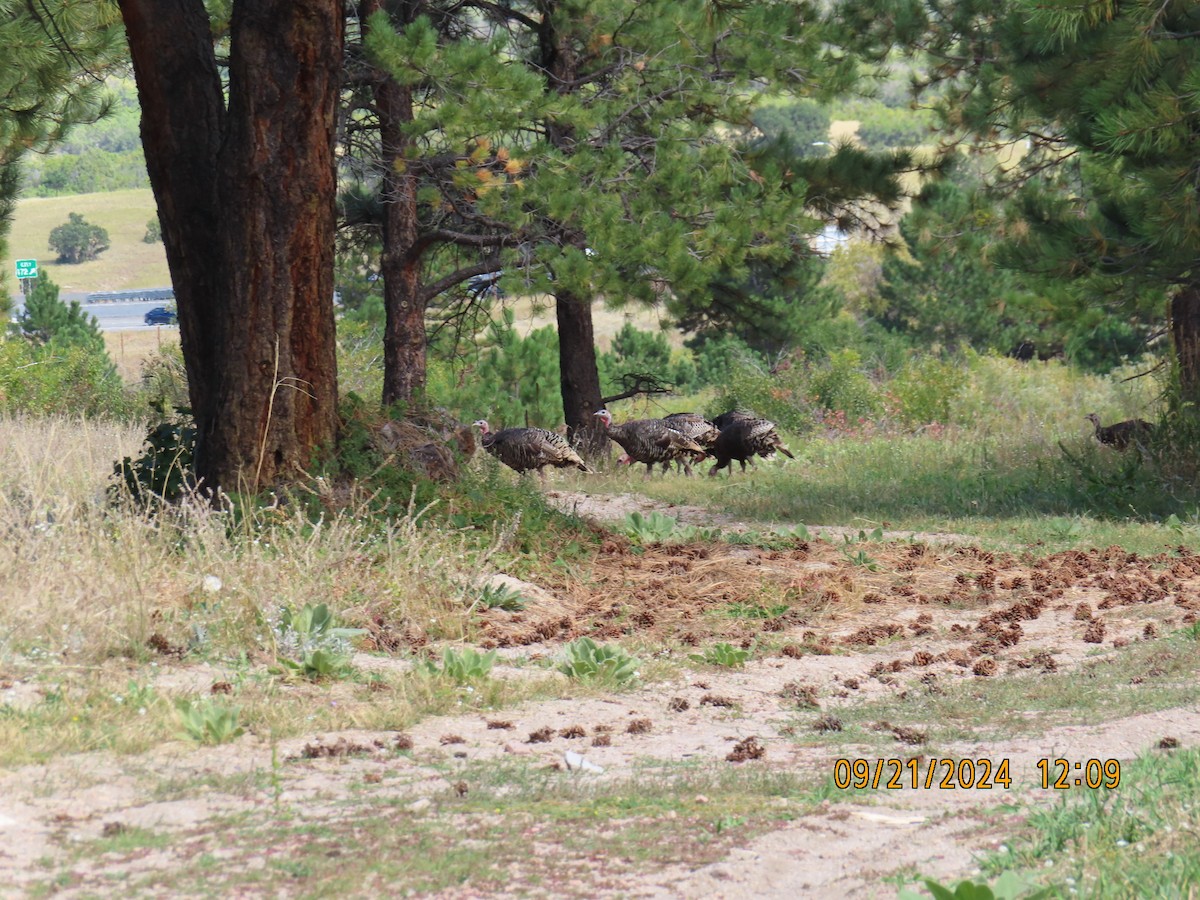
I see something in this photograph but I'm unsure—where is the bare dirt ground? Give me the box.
[3,489,1199,898]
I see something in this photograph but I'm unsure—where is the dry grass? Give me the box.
[105,328,179,382]
[0,476,482,670]
[498,292,682,351]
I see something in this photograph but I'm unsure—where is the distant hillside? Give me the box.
[4,189,168,300]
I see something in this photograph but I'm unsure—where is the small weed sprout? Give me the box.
[559,637,639,685]
[726,526,807,549]
[176,697,243,745]
[725,602,790,620]
[1165,512,1200,539]
[690,642,752,668]
[425,647,498,682]
[113,680,158,716]
[624,510,684,543]
[841,548,880,570]
[271,602,364,681]
[477,583,525,612]
[778,524,811,541]
[842,526,884,545]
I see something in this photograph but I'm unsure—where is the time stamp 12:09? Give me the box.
[833,757,1122,791]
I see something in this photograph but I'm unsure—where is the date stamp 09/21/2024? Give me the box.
[833,757,1122,791]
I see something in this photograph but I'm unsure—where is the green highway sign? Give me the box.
[15,259,38,279]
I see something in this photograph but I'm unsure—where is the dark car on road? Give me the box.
[144,306,177,326]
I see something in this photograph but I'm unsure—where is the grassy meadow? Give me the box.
[4,190,669,352]
[3,188,170,298]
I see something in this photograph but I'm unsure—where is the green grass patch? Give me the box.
[605,431,1200,554]
[981,748,1200,896]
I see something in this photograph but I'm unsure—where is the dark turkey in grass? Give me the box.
[594,408,706,477]
[1084,413,1155,451]
[709,414,794,476]
[472,420,591,478]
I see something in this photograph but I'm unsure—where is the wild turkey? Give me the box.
[711,409,758,431]
[472,420,591,477]
[1085,413,1155,451]
[709,415,795,476]
[594,408,706,477]
[660,412,720,475]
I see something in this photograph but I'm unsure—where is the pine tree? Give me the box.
[341,3,544,409]
[120,0,344,492]
[493,0,919,452]
[857,0,1200,402]
[11,271,106,353]
[0,0,125,309]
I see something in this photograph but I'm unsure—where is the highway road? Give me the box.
[9,297,175,332]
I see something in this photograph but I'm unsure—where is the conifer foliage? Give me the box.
[859,0,1200,400]
[10,272,105,352]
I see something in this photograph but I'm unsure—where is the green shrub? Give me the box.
[844,101,937,149]
[138,345,190,415]
[111,413,197,506]
[752,98,832,150]
[807,349,882,419]
[709,355,814,433]
[0,339,132,418]
[48,212,110,263]
[23,148,149,196]
[891,356,968,425]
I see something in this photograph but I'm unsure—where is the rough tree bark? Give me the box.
[1171,281,1200,410]
[362,0,426,410]
[556,289,608,456]
[119,0,342,493]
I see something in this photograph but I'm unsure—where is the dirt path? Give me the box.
[3,490,1199,897]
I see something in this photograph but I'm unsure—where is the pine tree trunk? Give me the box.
[121,0,342,494]
[363,1,427,410]
[1171,281,1200,409]
[556,290,608,457]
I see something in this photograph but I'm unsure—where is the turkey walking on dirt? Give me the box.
[709,415,794,476]
[594,409,706,477]
[1084,413,1155,451]
[472,420,592,478]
